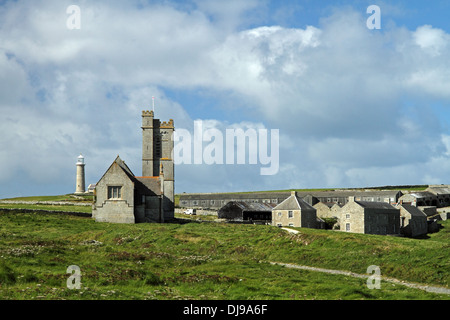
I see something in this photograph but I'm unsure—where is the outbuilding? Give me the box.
[218,201,276,223]
[395,203,428,237]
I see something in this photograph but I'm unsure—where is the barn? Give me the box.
[218,201,276,224]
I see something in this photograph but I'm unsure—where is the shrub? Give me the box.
[0,263,16,285]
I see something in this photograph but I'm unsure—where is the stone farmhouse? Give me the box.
[92,111,175,223]
[271,191,318,228]
[339,197,400,235]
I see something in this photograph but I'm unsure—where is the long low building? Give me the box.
[179,190,404,209]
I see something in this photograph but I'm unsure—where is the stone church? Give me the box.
[92,110,174,223]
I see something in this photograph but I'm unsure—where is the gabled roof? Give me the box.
[313,202,334,208]
[354,201,396,210]
[398,204,427,217]
[273,192,315,211]
[96,155,133,184]
[114,156,134,178]
[96,156,161,195]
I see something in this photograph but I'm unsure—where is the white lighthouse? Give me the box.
[75,154,86,194]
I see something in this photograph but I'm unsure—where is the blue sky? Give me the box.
[1,0,450,198]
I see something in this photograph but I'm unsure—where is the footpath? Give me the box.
[276,227,450,295]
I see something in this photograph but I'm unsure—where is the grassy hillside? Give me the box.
[0,207,448,300]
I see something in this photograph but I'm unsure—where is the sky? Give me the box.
[1,0,450,198]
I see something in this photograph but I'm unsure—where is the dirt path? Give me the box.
[276,227,449,295]
[269,261,450,295]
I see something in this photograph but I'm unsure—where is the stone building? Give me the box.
[425,185,450,207]
[272,191,317,228]
[218,201,275,223]
[339,197,400,235]
[313,202,334,219]
[179,190,402,210]
[92,111,174,223]
[395,203,428,237]
[398,191,437,207]
[179,192,289,209]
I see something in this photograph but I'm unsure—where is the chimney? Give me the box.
[348,196,355,203]
[291,191,297,197]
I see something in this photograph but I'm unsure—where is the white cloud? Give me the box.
[413,25,448,56]
[1,2,450,197]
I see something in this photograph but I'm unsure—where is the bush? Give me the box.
[142,272,164,286]
[322,217,338,229]
[0,263,16,285]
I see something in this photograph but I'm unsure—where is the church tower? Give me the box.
[75,154,86,194]
[141,110,174,215]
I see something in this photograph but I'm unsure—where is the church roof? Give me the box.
[135,177,161,196]
[96,156,162,196]
[114,156,135,178]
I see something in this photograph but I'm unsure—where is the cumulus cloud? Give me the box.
[1,1,450,197]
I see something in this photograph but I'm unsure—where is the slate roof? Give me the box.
[222,201,277,212]
[403,191,435,198]
[426,186,450,195]
[398,204,427,217]
[355,201,397,210]
[135,177,161,196]
[114,156,135,179]
[180,192,289,200]
[274,193,315,211]
[99,156,162,196]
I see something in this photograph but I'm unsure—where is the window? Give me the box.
[346,214,350,219]
[155,136,161,158]
[108,186,122,199]
[288,210,293,218]
[278,212,282,218]
[288,223,294,227]
[346,223,350,231]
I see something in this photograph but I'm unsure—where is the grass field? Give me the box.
[0,202,448,300]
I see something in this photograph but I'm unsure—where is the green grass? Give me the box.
[0,208,448,300]
[0,204,92,213]
[1,194,93,202]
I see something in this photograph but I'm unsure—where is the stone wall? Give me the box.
[272,208,316,228]
[93,161,135,223]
